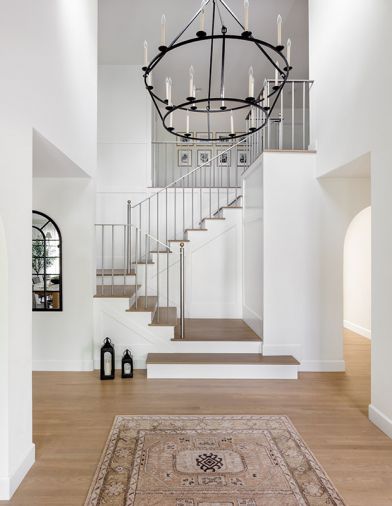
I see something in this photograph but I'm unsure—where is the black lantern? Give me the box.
[100,337,115,380]
[121,349,134,379]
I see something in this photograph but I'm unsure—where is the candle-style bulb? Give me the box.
[287,38,292,66]
[186,113,190,134]
[277,14,282,46]
[161,14,166,47]
[263,78,268,101]
[189,65,195,98]
[165,77,172,105]
[200,0,206,31]
[143,40,148,68]
[248,65,254,98]
[169,111,173,129]
[275,61,279,87]
[230,111,235,134]
[244,0,250,32]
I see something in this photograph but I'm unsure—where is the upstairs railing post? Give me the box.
[127,200,132,273]
[179,242,185,339]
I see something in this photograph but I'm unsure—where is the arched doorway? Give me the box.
[344,207,371,339]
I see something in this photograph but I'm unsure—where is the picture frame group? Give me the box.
[176,132,248,169]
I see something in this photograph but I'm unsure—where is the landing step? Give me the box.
[149,307,177,326]
[94,285,140,298]
[146,353,299,379]
[172,318,261,341]
[96,268,135,276]
[127,296,157,312]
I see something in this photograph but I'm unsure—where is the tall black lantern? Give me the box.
[100,337,115,380]
[121,349,134,379]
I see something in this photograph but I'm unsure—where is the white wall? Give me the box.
[309,0,392,438]
[344,207,371,339]
[0,0,97,498]
[262,152,370,370]
[242,159,263,337]
[97,65,151,224]
[33,178,95,371]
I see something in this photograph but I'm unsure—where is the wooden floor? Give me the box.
[4,330,392,506]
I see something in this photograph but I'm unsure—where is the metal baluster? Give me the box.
[123,225,126,296]
[179,242,185,338]
[182,186,185,237]
[165,188,168,245]
[174,186,177,240]
[192,186,194,229]
[200,188,202,227]
[127,201,132,273]
[166,244,169,308]
[279,88,283,150]
[165,143,167,187]
[267,81,271,149]
[209,185,212,217]
[144,234,148,308]
[138,206,142,262]
[303,81,306,150]
[291,81,295,150]
[111,225,114,296]
[218,187,220,214]
[135,228,138,309]
[101,225,104,292]
[148,198,151,236]
[156,237,160,323]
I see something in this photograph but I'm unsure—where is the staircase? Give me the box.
[94,140,300,379]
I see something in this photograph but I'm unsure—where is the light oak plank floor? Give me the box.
[4,330,392,506]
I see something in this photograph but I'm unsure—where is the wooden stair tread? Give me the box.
[201,217,225,221]
[95,285,140,298]
[150,250,172,254]
[168,239,190,243]
[127,296,157,312]
[147,353,299,366]
[172,319,261,341]
[96,268,135,276]
[149,307,177,326]
[185,229,208,232]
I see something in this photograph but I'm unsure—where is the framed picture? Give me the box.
[195,132,213,145]
[217,149,231,167]
[216,132,231,145]
[178,149,192,167]
[197,149,212,167]
[237,149,248,167]
[177,133,194,147]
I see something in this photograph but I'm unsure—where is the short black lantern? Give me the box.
[121,349,134,378]
[100,337,115,380]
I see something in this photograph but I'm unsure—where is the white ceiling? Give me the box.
[99,0,309,131]
[99,0,308,67]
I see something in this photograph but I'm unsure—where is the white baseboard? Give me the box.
[33,360,94,371]
[299,360,346,372]
[0,444,35,500]
[344,320,371,339]
[262,344,301,360]
[369,404,392,439]
[93,359,146,370]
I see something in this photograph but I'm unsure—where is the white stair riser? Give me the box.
[147,363,298,379]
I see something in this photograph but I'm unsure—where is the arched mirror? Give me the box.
[32,211,62,311]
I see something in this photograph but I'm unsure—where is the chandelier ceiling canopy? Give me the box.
[142,0,292,143]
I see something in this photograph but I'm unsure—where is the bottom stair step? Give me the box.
[146,353,299,379]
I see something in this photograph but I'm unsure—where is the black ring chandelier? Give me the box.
[142,0,292,143]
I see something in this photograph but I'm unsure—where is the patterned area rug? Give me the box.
[85,415,345,506]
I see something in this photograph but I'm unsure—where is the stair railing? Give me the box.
[245,79,314,167]
[128,138,246,249]
[95,223,185,334]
